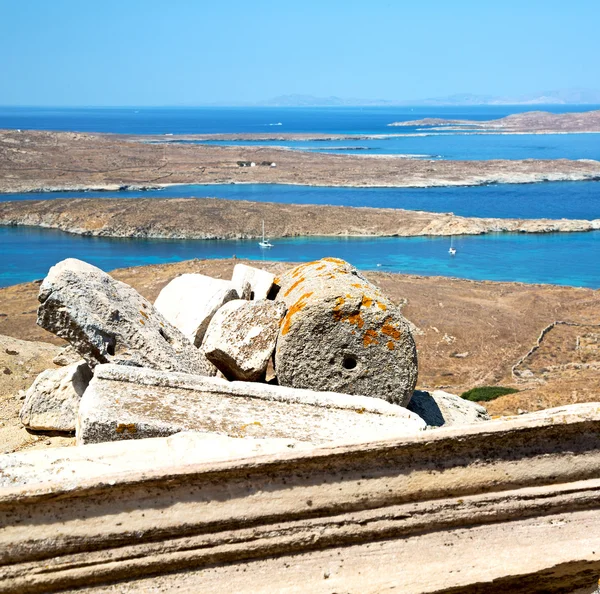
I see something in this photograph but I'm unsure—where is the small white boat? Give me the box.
[258,220,273,248]
[449,237,457,256]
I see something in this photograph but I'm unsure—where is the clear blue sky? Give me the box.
[1,0,599,106]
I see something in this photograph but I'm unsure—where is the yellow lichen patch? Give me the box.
[355,407,366,414]
[323,257,345,264]
[140,309,149,319]
[381,322,402,340]
[362,295,374,308]
[273,276,280,285]
[281,292,313,335]
[139,319,145,325]
[387,340,395,351]
[284,276,305,297]
[351,283,365,289]
[363,329,379,347]
[115,423,137,434]
[377,302,387,311]
[315,265,326,271]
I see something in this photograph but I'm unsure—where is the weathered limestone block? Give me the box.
[154,273,239,346]
[274,258,418,406]
[407,390,490,427]
[0,432,313,488]
[37,259,214,376]
[19,361,92,432]
[231,264,275,300]
[202,299,287,381]
[77,364,426,445]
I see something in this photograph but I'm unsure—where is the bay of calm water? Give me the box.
[1,226,598,289]
[1,106,599,287]
[3,181,600,220]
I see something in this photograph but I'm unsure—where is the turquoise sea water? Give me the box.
[1,106,599,288]
[1,226,598,289]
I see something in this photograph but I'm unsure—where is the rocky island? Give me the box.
[1,196,599,239]
[389,108,600,133]
[1,129,600,193]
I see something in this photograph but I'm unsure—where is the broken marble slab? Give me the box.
[19,361,92,432]
[407,389,490,427]
[154,273,240,346]
[77,364,426,445]
[0,432,313,489]
[231,264,275,301]
[37,259,214,376]
[202,299,287,381]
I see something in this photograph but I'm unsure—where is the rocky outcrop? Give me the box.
[274,258,418,406]
[202,300,286,381]
[407,389,490,427]
[77,364,426,445]
[37,259,215,376]
[0,198,598,241]
[19,361,92,432]
[154,274,240,347]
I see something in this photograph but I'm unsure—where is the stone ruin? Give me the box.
[3,257,600,593]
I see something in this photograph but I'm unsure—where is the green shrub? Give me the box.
[460,386,519,402]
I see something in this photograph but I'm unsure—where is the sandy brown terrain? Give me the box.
[1,129,599,193]
[390,109,600,133]
[1,197,598,240]
[1,258,598,454]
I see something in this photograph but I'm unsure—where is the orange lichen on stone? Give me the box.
[377,302,387,311]
[115,423,137,434]
[323,257,345,264]
[281,292,313,335]
[284,276,305,297]
[362,295,374,308]
[363,329,379,347]
[315,265,326,271]
[387,340,395,351]
[381,322,402,340]
[139,309,149,319]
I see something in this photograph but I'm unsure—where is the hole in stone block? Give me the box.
[342,355,358,370]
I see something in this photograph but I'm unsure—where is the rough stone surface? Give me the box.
[154,273,239,346]
[52,344,81,367]
[77,364,426,445]
[203,299,287,381]
[274,258,418,406]
[19,361,92,431]
[407,389,490,427]
[0,432,313,488]
[231,264,276,301]
[37,259,214,376]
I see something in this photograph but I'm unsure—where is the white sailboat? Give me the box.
[258,220,273,248]
[448,236,457,256]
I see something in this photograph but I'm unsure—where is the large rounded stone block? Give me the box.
[274,258,418,406]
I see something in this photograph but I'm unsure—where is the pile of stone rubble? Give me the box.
[19,256,489,447]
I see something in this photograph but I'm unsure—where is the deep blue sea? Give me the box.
[4,181,599,220]
[1,106,599,288]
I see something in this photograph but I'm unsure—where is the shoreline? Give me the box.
[1,197,598,239]
[2,174,600,196]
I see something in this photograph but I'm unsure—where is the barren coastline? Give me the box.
[1,197,599,239]
[1,129,600,193]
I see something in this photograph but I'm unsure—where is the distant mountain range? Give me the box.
[254,89,600,107]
